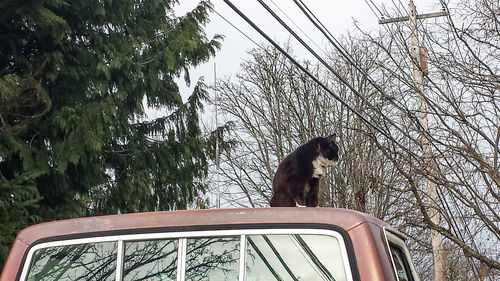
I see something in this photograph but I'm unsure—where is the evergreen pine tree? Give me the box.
[0,0,222,265]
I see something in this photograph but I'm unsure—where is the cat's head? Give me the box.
[320,134,339,162]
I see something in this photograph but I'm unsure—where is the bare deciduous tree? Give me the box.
[206,1,499,279]
[360,0,500,279]
[210,41,413,220]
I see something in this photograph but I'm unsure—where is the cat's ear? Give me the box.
[326,133,337,141]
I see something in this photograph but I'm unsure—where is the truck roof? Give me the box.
[2,208,395,281]
[16,207,388,244]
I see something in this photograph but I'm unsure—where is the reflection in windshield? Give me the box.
[27,242,117,281]
[245,234,346,281]
[25,233,350,281]
[185,237,240,281]
[123,239,178,281]
[389,244,412,281]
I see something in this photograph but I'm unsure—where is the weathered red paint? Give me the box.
[1,207,400,281]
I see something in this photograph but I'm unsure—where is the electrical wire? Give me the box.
[294,0,409,108]
[265,2,489,275]
[222,0,419,158]
[292,0,445,162]
[267,0,328,57]
[365,0,385,19]
[211,8,266,51]
[253,0,425,157]
[218,0,445,183]
[215,2,415,157]
[289,1,443,164]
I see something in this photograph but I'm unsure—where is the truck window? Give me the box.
[388,244,414,281]
[26,242,117,281]
[384,228,418,281]
[123,239,178,281]
[245,234,348,281]
[22,229,353,281]
[185,237,240,281]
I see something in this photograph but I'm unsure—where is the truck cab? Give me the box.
[1,208,419,281]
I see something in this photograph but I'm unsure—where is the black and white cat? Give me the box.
[269,135,339,207]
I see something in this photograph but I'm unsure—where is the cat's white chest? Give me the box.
[312,155,335,178]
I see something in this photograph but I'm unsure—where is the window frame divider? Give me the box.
[115,240,124,281]
[177,238,187,281]
[239,235,246,281]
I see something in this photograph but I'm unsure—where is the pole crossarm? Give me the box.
[379,11,448,24]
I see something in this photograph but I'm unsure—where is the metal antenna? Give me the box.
[214,62,221,209]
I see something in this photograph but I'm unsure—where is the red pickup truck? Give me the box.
[1,208,419,281]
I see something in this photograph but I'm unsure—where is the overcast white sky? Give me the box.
[173,0,444,98]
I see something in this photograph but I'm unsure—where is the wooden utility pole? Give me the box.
[380,2,447,281]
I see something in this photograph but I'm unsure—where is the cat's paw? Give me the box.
[296,202,306,207]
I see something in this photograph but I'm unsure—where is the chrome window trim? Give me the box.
[383,226,420,281]
[177,238,187,281]
[20,228,353,281]
[115,240,124,281]
[238,235,246,281]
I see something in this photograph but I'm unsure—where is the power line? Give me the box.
[267,0,328,58]
[222,0,417,157]
[271,2,485,261]
[371,2,490,278]
[212,7,309,76]
[216,1,415,156]
[219,2,438,181]
[294,0,430,139]
[364,0,385,19]
[264,1,452,165]
[392,0,409,16]
[296,0,458,168]
[292,1,449,177]
[211,8,266,51]
[253,0,424,156]
[293,0,405,106]
[219,0,442,167]
[292,0,462,188]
